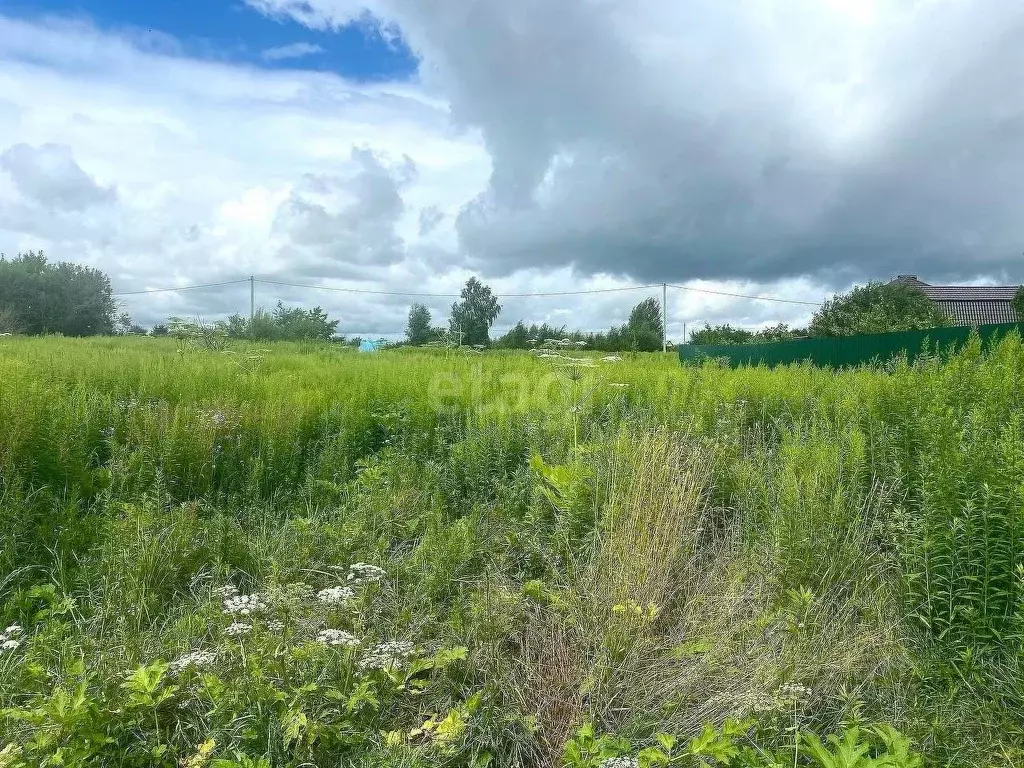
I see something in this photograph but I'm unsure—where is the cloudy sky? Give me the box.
[1,0,1022,339]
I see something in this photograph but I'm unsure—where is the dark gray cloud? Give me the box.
[250,0,1024,287]
[0,142,117,211]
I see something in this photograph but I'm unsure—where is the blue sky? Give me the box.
[2,0,418,79]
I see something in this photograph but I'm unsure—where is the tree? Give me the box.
[808,281,950,337]
[0,305,22,334]
[754,323,806,343]
[449,277,501,346]
[624,296,664,351]
[0,251,116,336]
[406,303,433,346]
[221,302,340,342]
[151,324,169,337]
[1013,285,1024,320]
[114,312,146,335]
[690,324,754,345]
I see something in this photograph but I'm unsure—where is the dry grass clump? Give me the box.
[498,430,904,765]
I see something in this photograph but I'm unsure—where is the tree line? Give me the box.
[4,251,1023,347]
[407,287,666,351]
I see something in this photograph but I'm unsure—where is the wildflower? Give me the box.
[169,650,217,674]
[608,383,629,389]
[1,640,20,652]
[210,411,228,427]
[600,355,622,362]
[317,586,355,605]
[599,758,638,768]
[316,629,360,648]
[213,584,239,600]
[225,623,251,637]
[347,563,387,585]
[3,625,22,636]
[778,682,812,700]
[358,640,415,670]
[267,620,285,633]
[223,594,267,616]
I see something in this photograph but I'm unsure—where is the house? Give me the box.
[891,275,1021,326]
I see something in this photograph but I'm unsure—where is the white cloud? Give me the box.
[0,14,495,332]
[260,42,325,62]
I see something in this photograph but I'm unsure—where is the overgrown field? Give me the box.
[1,336,1023,767]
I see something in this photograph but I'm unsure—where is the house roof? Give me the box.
[890,275,1021,326]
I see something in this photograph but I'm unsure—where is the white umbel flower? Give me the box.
[598,758,638,768]
[213,584,239,600]
[223,594,267,616]
[317,586,355,605]
[347,563,386,585]
[357,640,414,670]
[316,629,360,647]
[225,622,252,637]
[4,625,22,636]
[779,682,812,700]
[1,639,21,652]
[169,650,217,674]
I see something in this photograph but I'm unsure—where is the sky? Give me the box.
[1,0,1023,338]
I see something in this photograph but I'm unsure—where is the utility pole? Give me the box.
[250,275,255,322]
[662,283,668,353]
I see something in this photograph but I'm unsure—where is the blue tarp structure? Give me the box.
[359,339,383,353]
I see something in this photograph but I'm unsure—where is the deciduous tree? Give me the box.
[809,281,950,337]
[406,303,433,345]
[0,251,117,336]
[449,277,501,346]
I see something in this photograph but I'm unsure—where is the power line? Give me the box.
[257,278,665,299]
[502,284,662,297]
[112,275,822,305]
[113,278,250,297]
[256,278,461,298]
[667,283,823,306]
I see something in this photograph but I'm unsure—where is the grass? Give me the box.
[0,334,1022,767]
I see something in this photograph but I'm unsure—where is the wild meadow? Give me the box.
[1,334,1022,767]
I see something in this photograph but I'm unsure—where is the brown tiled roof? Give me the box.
[932,299,1019,326]
[889,275,1021,326]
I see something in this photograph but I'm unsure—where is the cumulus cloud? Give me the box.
[0,14,489,332]
[260,42,325,62]
[271,148,414,273]
[0,143,116,211]
[246,0,1024,286]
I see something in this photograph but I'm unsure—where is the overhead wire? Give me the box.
[113,278,250,297]
[112,276,822,306]
[666,283,823,306]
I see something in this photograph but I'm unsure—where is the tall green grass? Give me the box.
[0,335,1022,766]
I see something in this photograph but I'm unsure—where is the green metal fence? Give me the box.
[678,322,1024,368]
